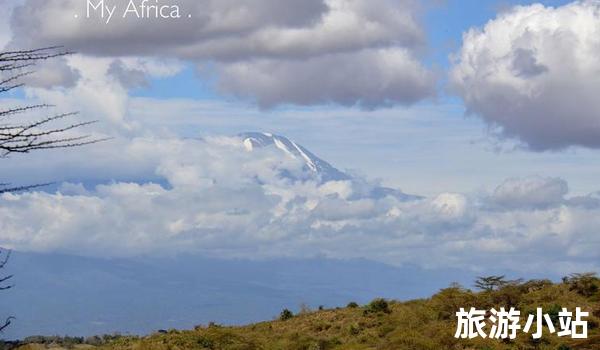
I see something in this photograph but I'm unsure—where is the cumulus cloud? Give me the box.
[215,48,435,108]
[19,57,81,89]
[6,0,434,108]
[16,55,183,132]
[450,1,600,150]
[0,136,598,274]
[107,60,150,89]
[490,176,568,209]
[0,0,21,49]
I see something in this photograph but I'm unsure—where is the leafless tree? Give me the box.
[0,249,14,333]
[0,46,103,333]
[0,46,104,193]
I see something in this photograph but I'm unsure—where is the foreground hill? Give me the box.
[9,274,600,350]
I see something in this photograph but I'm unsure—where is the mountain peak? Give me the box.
[239,132,350,182]
[237,132,420,201]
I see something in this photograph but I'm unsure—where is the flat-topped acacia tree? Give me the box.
[0,46,103,333]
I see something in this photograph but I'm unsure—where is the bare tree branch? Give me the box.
[0,316,15,333]
[0,183,53,194]
[0,250,10,269]
[0,47,105,164]
[0,249,13,294]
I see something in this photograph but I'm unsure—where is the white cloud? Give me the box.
[20,57,81,89]
[490,176,568,209]
[9,0,421,59]
[450,1,600,150]
[0,135,598,274]
[18,55,183,132]
[0,0,22,49]
[215,47,435,108]
[7,0,434,108]
[24,56,132,130]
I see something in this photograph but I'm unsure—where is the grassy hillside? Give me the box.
[9,274,600,350]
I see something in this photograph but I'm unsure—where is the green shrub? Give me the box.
[348,323,361,335]
[365,298,390,314]
[563,272,599,297]
[520,279,553,292]
[546,304,562,326]
[346,302,359,308]
[196,336,215,349]
[280,308,294,321]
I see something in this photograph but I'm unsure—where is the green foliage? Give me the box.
[347,323,361,335]
[196,336,214,348]
[346,302,359,309]
[546,304,562,326]
[430,283,479,320]
[280,308,295,321]
[492,283,523,308]
[563,272,599,297]
[364,298,390,314]
[520,279,553,293]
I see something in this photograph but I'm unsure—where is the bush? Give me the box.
[520,279,553,293]
[563,272,599,297]
[546,304,562,327]
[365,298,390,314]
[492,284,523,307]
[280,308,294,321]
[197,336,215,348]
[346,302,359,308]
[84,336,105,346]
[348,323,361,335]
[430,284,478,320]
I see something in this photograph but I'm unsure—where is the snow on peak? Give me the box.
[237,132,421,201]
[238,132,349,182]
[243,138,255,151]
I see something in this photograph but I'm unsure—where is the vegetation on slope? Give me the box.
[7,273,600,350]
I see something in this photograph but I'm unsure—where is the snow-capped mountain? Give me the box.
[238,132,420,201]
[239,132,350,182]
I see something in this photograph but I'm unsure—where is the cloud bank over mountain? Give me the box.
[1,1,600,278]
[6,0,435,108]
[451,1,600,150]
[0,134,598,274]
